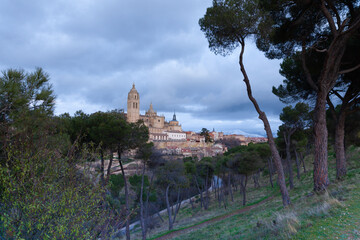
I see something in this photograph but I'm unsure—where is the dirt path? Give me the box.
[154,196,274,240]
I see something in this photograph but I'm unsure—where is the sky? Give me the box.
[0,0,287,136]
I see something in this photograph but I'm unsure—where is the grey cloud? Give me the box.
[1,0,286,135]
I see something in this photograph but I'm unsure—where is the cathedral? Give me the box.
[126,84,185,141]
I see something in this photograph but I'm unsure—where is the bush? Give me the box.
[0,147,118,239]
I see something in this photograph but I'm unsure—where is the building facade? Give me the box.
[126,84,184,141]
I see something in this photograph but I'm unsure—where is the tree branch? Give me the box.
[325,0,341,28]
[315,48,327,53]
[339,62,360,74]
[301,43,318,91]
[347,106,359,114]
[326,94,338,120]
[320,0,338,37]
[330,89,344,101]
[341,15,360,36]
[338,17,350,33]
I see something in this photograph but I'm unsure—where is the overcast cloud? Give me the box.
[0,0,286,136]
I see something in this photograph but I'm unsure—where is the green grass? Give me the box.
[148,195,273,240]
[123,146,360,240]
[293,171,360,240]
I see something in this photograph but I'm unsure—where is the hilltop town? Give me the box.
[125,84,267,159]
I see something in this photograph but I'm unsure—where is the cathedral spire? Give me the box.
[147,102,156,114]
[173,110,177,121]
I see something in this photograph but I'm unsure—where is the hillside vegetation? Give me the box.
[128,146,360,240]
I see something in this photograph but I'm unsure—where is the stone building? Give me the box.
[126,84,184,141]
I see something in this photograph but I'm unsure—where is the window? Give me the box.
[158,119,160,122]
[133,102,135,108]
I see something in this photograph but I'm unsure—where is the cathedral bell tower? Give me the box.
[127,83,140,123]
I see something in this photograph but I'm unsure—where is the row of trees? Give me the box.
[199,0,360,205]
[126,142,275,239]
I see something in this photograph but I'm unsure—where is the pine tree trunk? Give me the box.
[216,175,221,206]
[228,174,234,202]
[189,192,195,209]
[294,149,301,180]
[220,177,227,209]
[106,150,113,177]
[268,157,274,188]
[194,177,203,209]
[239,40,290,206]
[313,90,330,191]
[172,189,182,226]
[204,168,209,210]
[118,149,130,240]
[240,175,248,206]
[222,172,228,208]
[312,31,351,191]
[157,211,164,222]
[335,111,347,179]
[284,133,294,189]
[300,152,307,173]
[165,185,173,230]
[140,161,146,240]
[144,174,154,233]
[100,149,104,183]
[217,176,221,207]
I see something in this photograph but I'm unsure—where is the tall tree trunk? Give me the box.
[165,185,173,230]
[188,191,195,209]
[100,149,104,183]
[117,148,130,240]
[216,175,221,206]
[222,172,228,207]
[311,31,351,191]
[253,170,260,188]
[284,133,294,189]
[268,157,274,188]
[239,40,290,206]
[313,90,330,191]
[294,149,301,180]
[212,176,216,197]
[172,189,182,226]
[300,152,307,173]
[217,175,221,207]
[240,175,248,206]
[335,110,347,179]
[228,174,234,202]
[140,161,146,240]
[156,211,164,223]
[145,174,154,232]
[220,176,227,209]
[204,168,209,210]
[194,177,204,209]
[327,93,349,180]
[106,149,113,177]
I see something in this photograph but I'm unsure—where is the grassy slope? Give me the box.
[131,146,360,240]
